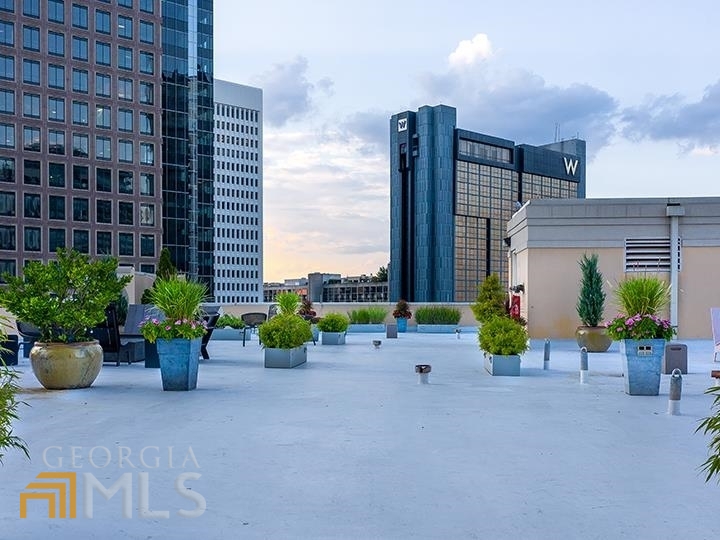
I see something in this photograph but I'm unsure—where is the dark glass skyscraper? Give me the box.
[161,0,213,290]
[390,104,586,302]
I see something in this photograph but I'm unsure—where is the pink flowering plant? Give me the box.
[139,317,207,343]
[605,313,675,341]
[139,276,208,343]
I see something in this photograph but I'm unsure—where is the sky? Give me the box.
[213,0,720,283]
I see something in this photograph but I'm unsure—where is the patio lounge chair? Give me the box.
[91,304,145,366]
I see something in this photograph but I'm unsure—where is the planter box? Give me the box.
[321,332,346,345]
[416,324,458,334]
[264,345,307,368]
[211,327,243,341]
[622,339,664,395]
[347,324,385,333]
[156,338,201,391]
[484,353,521,376]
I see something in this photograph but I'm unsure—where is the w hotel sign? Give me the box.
[20,472,77,518]
[563,156,579,176]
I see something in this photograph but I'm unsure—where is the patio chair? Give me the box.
[16,320,41,358]
[241,312,267,346]
[90,304,145,366]
[200,312,220,359]
[712,308,720,362]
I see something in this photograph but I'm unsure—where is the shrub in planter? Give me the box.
[414,306,461,325]
[347,309,370,324]
[317,313,350,333]
[257,313,312,349]
[479,317,529,356]
[392,299,412,320]
[276,292,301,316]
[471,274,507,324]
[216,314,244,329]
[348,307,388,324]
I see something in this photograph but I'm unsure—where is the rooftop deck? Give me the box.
[1,332,717,539]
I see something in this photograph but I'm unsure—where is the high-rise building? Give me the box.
[0,0,164,275]
[213,79,263,304]
[160,0,214,289]
[389,104,586,302]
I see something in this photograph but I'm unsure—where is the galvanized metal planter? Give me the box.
[156,338,201,391]
[264,345,307,368]
[321,332,346,345]
[622,339,665,395]
[484,353,521,376]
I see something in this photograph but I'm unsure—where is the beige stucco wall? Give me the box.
[677,247,720,338]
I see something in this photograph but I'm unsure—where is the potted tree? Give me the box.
[139,277,208,391]
[575,253,611,352]
[257,292,312,368]
[317,313,350,345]
[0,249,132,390]
[606,275,675,395]
[392,299,412,333]
[479,316,529,376]
[471,274,507,324]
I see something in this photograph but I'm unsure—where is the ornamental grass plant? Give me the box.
[140,277,208,342]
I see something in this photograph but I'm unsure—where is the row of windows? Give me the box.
[216,269,260,279]
[458,139,513,164]
[215,228,259,240]
[216,242,259,253]
[0,0,154,18]
[0,225,156,258]
[216,161,258,174]
[215,214,259,226]
[0,157,155,195]
[0,191,155,225]
[216,148,259,161]
[216,187,259,199]
[216,295,261,304]
[216,256,259,266]
[215,120,259,135]
[216,134,259,148]
[215,104,258,122]
[215,175,259,188]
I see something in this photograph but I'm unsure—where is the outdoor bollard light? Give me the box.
[372,340,381,349]
[580,347,589,384]
[543,338,551,370]
[455,328,461,339]
[668,368,682,415]
[415,364,431,384]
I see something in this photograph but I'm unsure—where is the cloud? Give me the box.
[448,33,493,68]
[255,56,334,127]
[621,80,720,153]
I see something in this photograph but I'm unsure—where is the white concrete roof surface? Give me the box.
[1,332,717,539]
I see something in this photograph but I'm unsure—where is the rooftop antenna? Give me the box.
[554,122,560,143]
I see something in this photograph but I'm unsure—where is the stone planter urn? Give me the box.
[30,341,103,390]
[575,326,612,352]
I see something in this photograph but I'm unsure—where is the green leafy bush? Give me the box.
[479,317,529,356]
[348,307,388,324]
[258,314,312,349]
[414,306,461,325]
[216,314,244,329]
[471,274,507,324]
[317,313,350,333]
[0,362,29,465]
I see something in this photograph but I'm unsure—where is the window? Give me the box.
[118,108,132,131]
[0,157,14,182]
[72,69,88,93]
[0,0,13,12]
[96,105,111,128]
[96,200,111,223]
[0,225,15,250]
[119,233,133,256]
[48,31,65,56]
[118,140,133,163]
[96,231,111,255]
[48,64,64,89]
[139,21,154,44]
[73,230,88,253]
[48,0,64,23]
[72,4,88,28]
[23,0,40,17]
[95,10,110,34]
[0,21,13,46]
[48,129,65,155]
[0,191,14,216]
[49,229,65,251]
[95,136,111,160]
[0,123,14,148]
[96,168,111,191]
[72,36,88,61]
[72,197,88,221]
[23,126,40,152]
[118,77,133,101]
[118,46,132,70]
[24,227,41,251]
[95,41,110,65]
[48,162,65,187]
[139,52,153,74]
[23,59,40,84]
[119,202,133,225]
[49,195,65,220]
[23,25,40,50]
[139,82,153,104]
[140,0,153,13]
[72,164,88,189]
[118,0,133,8]
[48,97,65,122]
[24,193,40,218]
[139,203,154,226]
[23,160,40,185]
[0,55,13,80]
[72,133,88,157]
[119,170,133,194]
[139,172,154,196]
[140,234,154,257]
[95,73,111,97]
[140,143,154,165]
[0,89,13,114]
[118,15,132,39]
[72,101,88,125]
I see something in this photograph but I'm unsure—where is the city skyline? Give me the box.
[214,0,720,283]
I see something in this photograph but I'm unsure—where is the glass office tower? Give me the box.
[390,104,586,302]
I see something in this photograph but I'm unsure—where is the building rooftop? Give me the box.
[2,333,717,538]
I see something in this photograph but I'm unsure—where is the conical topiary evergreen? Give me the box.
[471,274,507,324]
[576,253,606,327]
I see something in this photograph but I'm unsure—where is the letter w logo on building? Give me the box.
[563,157,579,175]
[20,472,77,518]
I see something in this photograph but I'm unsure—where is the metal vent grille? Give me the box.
[624,237,681,272]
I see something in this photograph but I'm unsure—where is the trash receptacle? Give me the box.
[663,343,687,374]
[386,324,398,339]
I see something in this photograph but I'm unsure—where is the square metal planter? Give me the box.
[264,345,307,368]
[321,332,346,345]
[484,353,521,376]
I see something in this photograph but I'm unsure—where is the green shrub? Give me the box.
[471,274,507,324]
[614,275,669,316]
[365,307,388,323]
[216,314,244,329]
[347,309,370,324]
[257,314,312,349]
[317,313,350,333]
[576,253,606,327]
[276,292,301,316]
[414,306,461,325]
[479,317,529,356]
[0,362,29,465]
